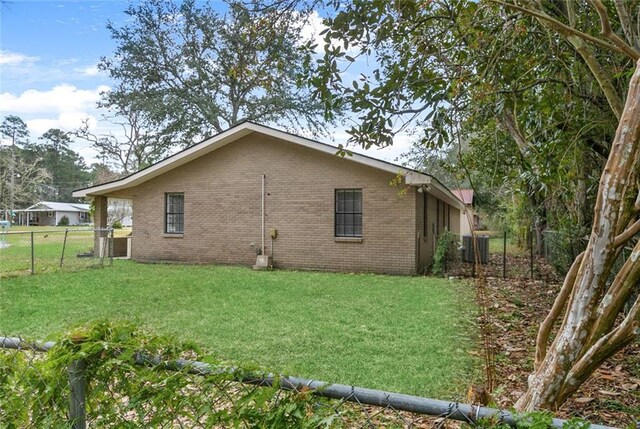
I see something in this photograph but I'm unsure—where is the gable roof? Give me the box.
[73,122,464,209]
[21,201,90,212]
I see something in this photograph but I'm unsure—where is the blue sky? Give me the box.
[0,0,412,166]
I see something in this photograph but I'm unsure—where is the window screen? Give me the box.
[335,189,362,237]
[165,193,184,234]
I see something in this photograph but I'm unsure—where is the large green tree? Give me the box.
[23,129,92,202]
[303,0,640,411]
[99,0,328,159]
[308,0,620,255]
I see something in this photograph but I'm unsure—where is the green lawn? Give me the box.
[0,262,479,399]
[477,230,526,256]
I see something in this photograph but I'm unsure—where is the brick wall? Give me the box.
[121,134,419,275]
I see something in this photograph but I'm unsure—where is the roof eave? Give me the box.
[73,126,255,198]
[72,122,462,209]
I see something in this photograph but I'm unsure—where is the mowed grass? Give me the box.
[0,262,479,399]
[476,230,526,256]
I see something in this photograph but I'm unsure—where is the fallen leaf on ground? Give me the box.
[505,347,526,352]
[598,390,620,396]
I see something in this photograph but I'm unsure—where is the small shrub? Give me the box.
[111,220,123,229]
[432,230,457,277]
[57,215,70,226]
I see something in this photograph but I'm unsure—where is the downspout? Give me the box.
[261,174,265,256]
[416,186,422,274]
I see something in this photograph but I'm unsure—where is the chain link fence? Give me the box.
[0,228,113,277]
[542,230,589,276]
[442,231,568,281]
[445,232,535,280]
[0,326,610,429]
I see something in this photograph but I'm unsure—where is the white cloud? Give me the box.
[27,112,98,136]
[0,84,110,161]
[331,128,415,164]
[299,11,359,56]
[77,65,101,76]
[299,11,327,53]
[0,50,39,65]
[0,84,109,115]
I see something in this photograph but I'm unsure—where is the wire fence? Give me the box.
[442,231,572,282]
[0,329,613,429]
[0,228,113,277]
[542,230,589,276]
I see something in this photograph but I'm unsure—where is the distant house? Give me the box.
[73,122,465,275]
[15,201,91,226]
[452,189,480,236]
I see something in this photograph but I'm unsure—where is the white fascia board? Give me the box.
[407,174,465,210]
[73,126,254,197]
[253,126,465,209]
[404,172,431,185]
[72,122,456,206]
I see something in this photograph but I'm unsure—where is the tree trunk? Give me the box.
[533,201,546,257]
[515,59,640,411]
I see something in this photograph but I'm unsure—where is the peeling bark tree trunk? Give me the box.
[514,59,640,411]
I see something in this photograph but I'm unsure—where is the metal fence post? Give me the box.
[60,229,69,268]
[68,359,87,429]
[529,230,534,280]
[30,231,35,275]
[472,247,476,278]
[503,231,507,279]
[109,228,114,266]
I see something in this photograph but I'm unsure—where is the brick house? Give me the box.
[73,122,464,275]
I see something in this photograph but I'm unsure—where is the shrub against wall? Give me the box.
[432,231,458,277]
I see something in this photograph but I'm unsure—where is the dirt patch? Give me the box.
[449,255,639,427]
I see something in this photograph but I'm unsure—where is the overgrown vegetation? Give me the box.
[0,321,334,427]
[432,230,458,277]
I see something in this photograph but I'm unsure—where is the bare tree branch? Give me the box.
[613,0,639,50]
[492,0,626,55]
[613,217,640,248]
[588,0,640,60]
